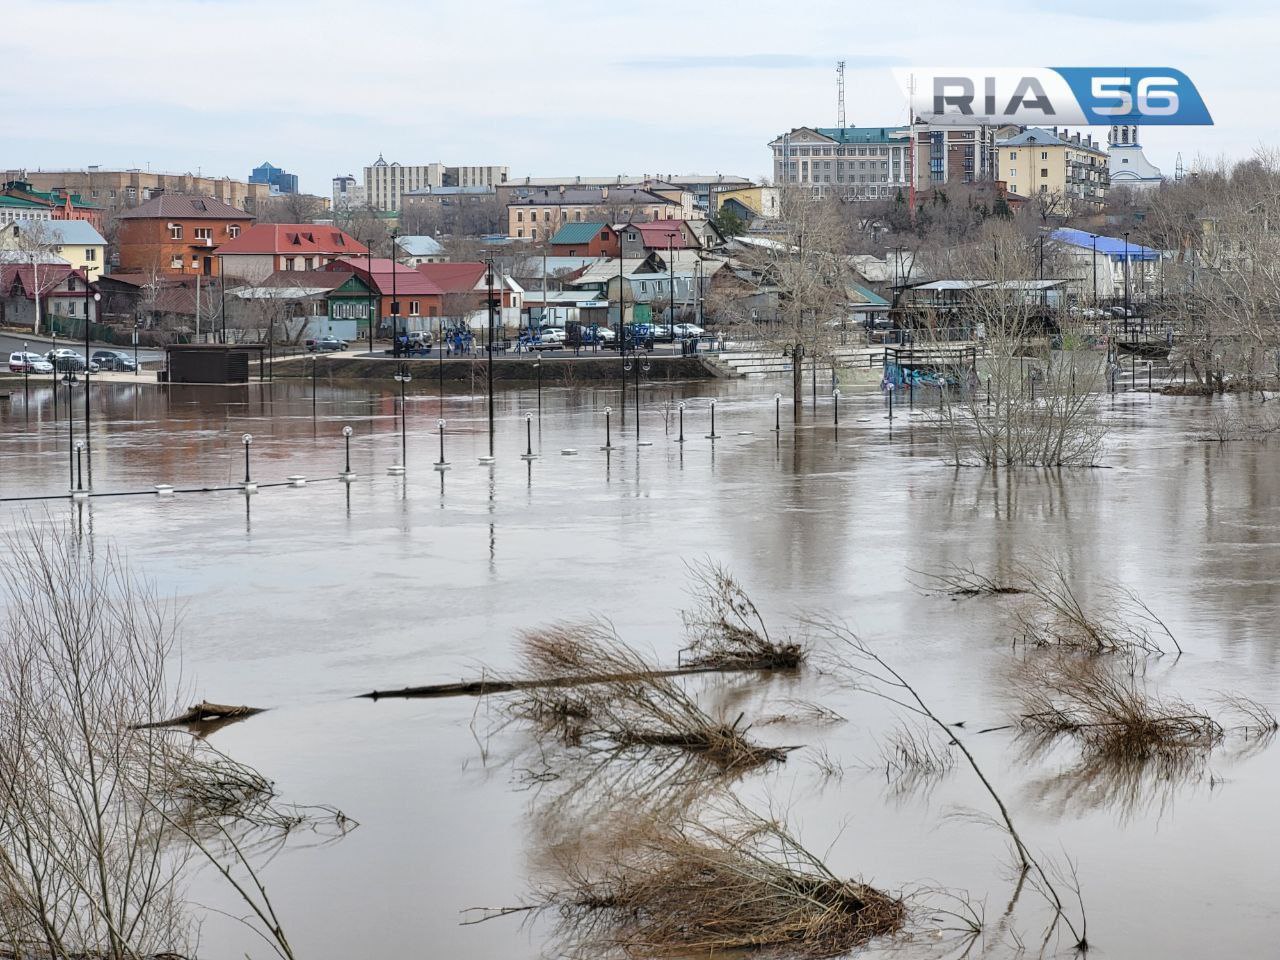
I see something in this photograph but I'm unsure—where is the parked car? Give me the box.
[537,327,566,344]
[672,323,705,337]
[91,350,138,372]
[529,336,563,351]
[45,349,99,373]
[306,336,348,352]
[8,351,53,374]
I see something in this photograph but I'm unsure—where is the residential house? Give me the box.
[2,168,271,215]
[548,222,620,258]
[215,223,367,281]
[230,271,375,340]
[0,264,99,331]
[617,219,719,259]
[500,175,741,213]
[327,256,443,332]
[0,219,107,280]
[117,195,255,278]
[1048,227,1162,302]
[0,194,52,224]
[395,235,447,266]
[506,187,689,240]
[416,261,523,331]
[997,128,1108,209]
[714,186,781,225]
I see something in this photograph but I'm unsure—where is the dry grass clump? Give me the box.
[879,723,956,779]
[915,561,1027,597]
[514,620,788,772]
[1018,655,1221,760]
[474,806,905,959]
[680,560,805,670]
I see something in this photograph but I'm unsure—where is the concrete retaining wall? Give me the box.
[271,354,718,384]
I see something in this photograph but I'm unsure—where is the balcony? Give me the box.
[191,237,215,248]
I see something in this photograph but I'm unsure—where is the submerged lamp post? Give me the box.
[65,375,75,489]
[391,364,411,474]
[677,401,686,444]
[434,418,450,470]
[340,425,355,480]
[74,440,84,493]
[241,434,253,485]
[706,398,720,440]
[84,289,100,486]
[521,412,537,460]
[602,405,613,451]
[772,392,782,432]
[833,388,840,426]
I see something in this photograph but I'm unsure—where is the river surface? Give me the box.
[2,375,1278,959]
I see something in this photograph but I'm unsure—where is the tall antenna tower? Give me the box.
[836,60,846,129]
[1175,152,1185,181]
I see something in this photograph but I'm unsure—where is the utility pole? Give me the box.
[836,60,846,130]
[485,258,495,458]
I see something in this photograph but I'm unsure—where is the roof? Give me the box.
[415,262,487,294]
[0,195,48,209]
[1050,228,1161,260]
[395,235,445,257]
[629,220,694,248]
[549,222,610,245]
[569,259,648,286]
[117,194,254,220]
[402,186,495,197]
[328,256,443,296]
[810,125,909,145]
[848,282,889,306]
[2,262,85,298]
[214,223,365,256]
[8,218,106,246]
[509,187,678,207]
[233,272,365,300]
[998,129,1105,153]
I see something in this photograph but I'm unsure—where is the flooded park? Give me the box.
[3,373,1279,959]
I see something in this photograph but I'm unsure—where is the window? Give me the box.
[194,227,212,241]
[304,257,314,270]
[229,224,240,238]
[600,231,610,240]
[410,300,420,315]
[169,224,182,240]
[531,228,537,240]
[69,301,78,317]
[1040,151,1048,160]
[516,228,523,238]
[170,255,183,269]
[284,257,296,270]
[517,211,524,222]
[68,277,77,291]
[85,248,97,261]
[1040,168,1048,178]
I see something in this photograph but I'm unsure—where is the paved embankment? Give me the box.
[268,354,719,383]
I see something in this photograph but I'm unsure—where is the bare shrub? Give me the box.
[913,561,1028,596]
[0,519,332,960]
[513,620,788,772]
[680,559,804,669]
[879,723,956,780]
[1017,655,1222,760]
[470,804,905,959]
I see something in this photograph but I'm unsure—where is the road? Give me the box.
[0,330,166,365]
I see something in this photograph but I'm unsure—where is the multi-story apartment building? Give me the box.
[768,124,999,199]
[249,162,299,195]
[997,128,1108,208]
[2,167,271,215]
[363,156,508,212]
[116,194,255,277]
[332,174,367,212]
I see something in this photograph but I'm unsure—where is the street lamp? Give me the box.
[485,258,496,460]
[340,425,355,480]
[676,400,686,444]
[772,392,782,432]
[1123,231,1131,336]
[532,354,542,418]
[391,364,411,474]
[434,418,450,470]
[83,287,101,487]
[22,339,29,411]
[521,412,537,460]
[601,405,614,451]
[65,375,75,489]
[74,440,84,492]
[833,388,841,426]
[665,231,678,346]
[390,231,401,357]
[241,433,253,485]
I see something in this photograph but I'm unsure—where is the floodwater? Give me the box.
[2,373,1279,959]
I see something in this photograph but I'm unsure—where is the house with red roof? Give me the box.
[617,219,721,258]
[1,263,99,331]
[216,224,368,282]
[117,194,255,278]
[416,261,523,327]
[327,256,444,333]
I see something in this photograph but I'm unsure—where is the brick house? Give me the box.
[215,223,368,282]
[548,222,620,258]
[116,194,255,278]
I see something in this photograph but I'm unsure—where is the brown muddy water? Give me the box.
[2,376,1279,958]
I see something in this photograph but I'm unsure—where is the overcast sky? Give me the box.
[3,0,1272,195]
